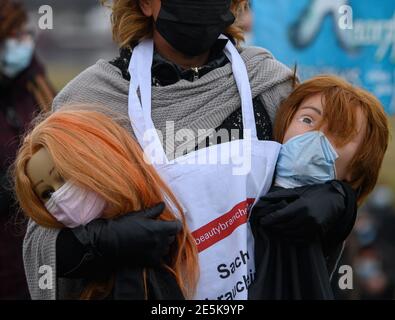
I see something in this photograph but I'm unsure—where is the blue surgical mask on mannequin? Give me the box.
[0,37,34,78]
[275,131,339,188]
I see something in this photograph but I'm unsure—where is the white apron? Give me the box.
[127,37,281,300]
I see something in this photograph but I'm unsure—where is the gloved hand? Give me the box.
[70,202,182,268]
[252,181,354,243]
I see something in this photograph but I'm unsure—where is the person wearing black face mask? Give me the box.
[23,0,358,300]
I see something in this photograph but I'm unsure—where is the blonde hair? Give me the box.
[274,75,390,204]
[102,0,249,48]
[14,105,199,299]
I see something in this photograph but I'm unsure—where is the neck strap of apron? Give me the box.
[128,35,258,165]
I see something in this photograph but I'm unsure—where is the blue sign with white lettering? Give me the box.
[252,0,395,114]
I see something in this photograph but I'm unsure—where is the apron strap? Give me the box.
[220,35,258,140]
[128,35,258,164]
[128,40,169,165]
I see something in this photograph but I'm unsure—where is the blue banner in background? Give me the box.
[252,0,395,115]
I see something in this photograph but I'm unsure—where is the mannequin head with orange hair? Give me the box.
[14,104,198,299]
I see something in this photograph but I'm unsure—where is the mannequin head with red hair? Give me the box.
[274,75,389,204]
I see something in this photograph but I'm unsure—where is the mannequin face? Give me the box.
[282,93,367,181]
[26,148,65,203]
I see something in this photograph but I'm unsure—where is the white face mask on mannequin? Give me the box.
[275,131,339,189]
[45,180,107,228]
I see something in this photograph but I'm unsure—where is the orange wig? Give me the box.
[274,75,390,204]
[14,105,199,299]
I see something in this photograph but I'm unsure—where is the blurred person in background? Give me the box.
[333,186,395,300]
[353,186,395,299]
[0,0,55,299]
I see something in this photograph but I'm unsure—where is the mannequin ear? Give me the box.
[139,0,154,17]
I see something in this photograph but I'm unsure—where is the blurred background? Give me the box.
[0,0,394,300]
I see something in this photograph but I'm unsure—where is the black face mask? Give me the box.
[0,72,12,91]
[155,0,235,57]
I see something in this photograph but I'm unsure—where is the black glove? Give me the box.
[252,181,356,243]
[57,203,182,278]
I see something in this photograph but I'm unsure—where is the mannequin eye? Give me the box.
[298,116,314,126]
[41,188,54,200]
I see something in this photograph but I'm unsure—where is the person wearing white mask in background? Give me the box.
[0,26,34,79]
[0,0,55,300]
